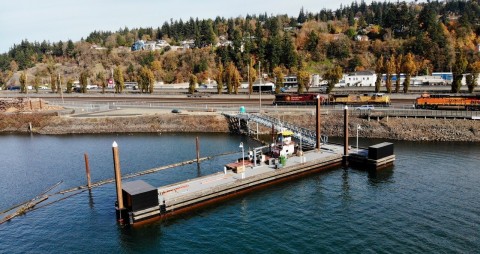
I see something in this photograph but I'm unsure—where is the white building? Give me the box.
[342,71,376,87]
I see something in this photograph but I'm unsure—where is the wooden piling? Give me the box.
[112,141,124,222]
[316,95,321,150]
[84,153,92,189]
[196,136,200,166]
[343,106,349,166]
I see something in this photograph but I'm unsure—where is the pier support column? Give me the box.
[343,106,349,166]
[112,141,126,223]
[316,95,321,150]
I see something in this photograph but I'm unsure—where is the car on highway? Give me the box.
[355,105,375,110]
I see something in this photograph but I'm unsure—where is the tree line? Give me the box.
[1,0,480,94]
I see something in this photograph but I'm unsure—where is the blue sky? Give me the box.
[0,0,370,53]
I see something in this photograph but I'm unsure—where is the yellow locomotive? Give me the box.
[329,93,391,106]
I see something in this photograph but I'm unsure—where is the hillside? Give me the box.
[1,0,479,94]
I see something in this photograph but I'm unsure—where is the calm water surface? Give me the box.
[0,133,479,253]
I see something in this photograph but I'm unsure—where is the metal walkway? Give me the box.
[223,112,328,147]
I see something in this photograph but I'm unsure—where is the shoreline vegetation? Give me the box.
[1,111,479,142]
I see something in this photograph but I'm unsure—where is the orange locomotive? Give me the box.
[415,94,480,110]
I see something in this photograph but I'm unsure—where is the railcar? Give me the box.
[328,93,391,106]
[273,93,326,105]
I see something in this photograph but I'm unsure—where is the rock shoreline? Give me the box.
[1,112,479,142]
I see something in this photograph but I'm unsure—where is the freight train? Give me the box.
[415,94,480,110]
[274,93,391,106]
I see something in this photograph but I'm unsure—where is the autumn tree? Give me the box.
[385,56,396,93]
[248,58,257,94]
[139,66,155,93]
[34,73,40,93]
[375,55,384,93]
[297,70,310,94]
[79,70,89,93]
[19,71,27,93]
[324,65,343,94]
[96,72,106,93]
[215,63,224,94]
[189,74,197,94]
[55,74,64,93]
[232,67,241,95]
[395,54,403,93]
[273,66,284,94]
[402,53,417,93]
[66,79,73,93]
[114,67,124,93]
[452,51,467,93]
[225,62,240,94]
[466,61,480,93]
[50,73,57,93]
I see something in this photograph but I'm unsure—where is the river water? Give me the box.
[0,133,478,253]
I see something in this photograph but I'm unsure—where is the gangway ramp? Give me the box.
[223,112,328,148]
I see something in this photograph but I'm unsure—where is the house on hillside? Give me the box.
[355,35,369,41]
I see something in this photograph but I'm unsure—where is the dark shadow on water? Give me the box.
[88,189,94,209]
[341,167,351,201]
[118,223,162,251]
[367,165,394,185]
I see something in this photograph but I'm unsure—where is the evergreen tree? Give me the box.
[306,31,319,53]
[267,35,282,71]
[297,7,307,23]
[281,33,297,70]
[66,40,75,58]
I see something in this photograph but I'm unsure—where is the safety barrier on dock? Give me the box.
[223,112,328,147]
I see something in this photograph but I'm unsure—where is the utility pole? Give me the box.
[259,61,262,113]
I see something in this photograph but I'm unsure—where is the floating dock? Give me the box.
[113,104,395,225]
[116,142,394,225]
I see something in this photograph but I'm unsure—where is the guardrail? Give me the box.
[350,109,480,119]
